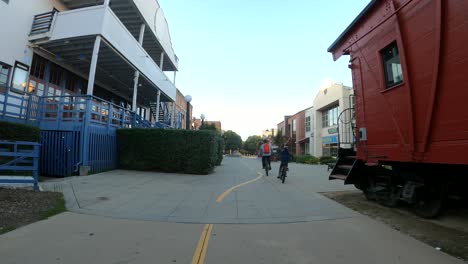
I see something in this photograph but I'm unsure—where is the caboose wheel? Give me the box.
[376,185,400,207]
[412,183,445,219]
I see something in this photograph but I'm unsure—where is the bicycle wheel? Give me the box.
[281,168,286,184]
[265,165,269,176]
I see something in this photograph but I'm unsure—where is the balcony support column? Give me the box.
[104,0,111,6]
[155,90,161,122]
[87,35,101,96]
[160,51,165,69]
[131,24,146,113]
[132,71,139,112]
[170,102,175,128]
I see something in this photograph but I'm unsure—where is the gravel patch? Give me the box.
[323,191,468,262]
[0,187,65,234]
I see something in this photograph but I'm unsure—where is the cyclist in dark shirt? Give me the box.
[278,145,293,178]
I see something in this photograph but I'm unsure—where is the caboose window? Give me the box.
[381,42,403,88]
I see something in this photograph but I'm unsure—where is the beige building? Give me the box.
[261,129,277,140]
[313,83,354,157]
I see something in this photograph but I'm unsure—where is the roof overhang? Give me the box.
[296,137,310,144]
[327,0,379,60]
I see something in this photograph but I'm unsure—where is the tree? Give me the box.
[199,123,217,131]
[243,135,263,155]
[274,130,287,146]
[223,130,242,152]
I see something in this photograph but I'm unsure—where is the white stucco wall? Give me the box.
[0,0,67,68]
[312,83,353,156]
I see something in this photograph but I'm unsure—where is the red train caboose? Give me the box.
[327,0,468,218]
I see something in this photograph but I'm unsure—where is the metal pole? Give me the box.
[155,90,161,122]
[186,102,190,129]
[87,35,101,95]
[103,0,111,6]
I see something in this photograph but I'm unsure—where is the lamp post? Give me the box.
[201,114,205,127]
[185,95,192,130]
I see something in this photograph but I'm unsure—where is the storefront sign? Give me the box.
[322,135,338,144]
[327,127,338,134]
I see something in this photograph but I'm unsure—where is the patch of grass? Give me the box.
[40,193,66,220]
[0,226,16,235]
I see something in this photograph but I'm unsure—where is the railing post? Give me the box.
[2,88,9,117]
[25,95,32,123]
[33,144,39,191]
[36,96,43,127]
[57,95,64,128]
[82,96,92,167]
[120,108,125,127]
[107,104,112,130]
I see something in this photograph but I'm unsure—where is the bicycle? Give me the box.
[279,164,288,184]
[262,156,271,176]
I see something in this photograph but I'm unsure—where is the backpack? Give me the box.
[263,144,270,154]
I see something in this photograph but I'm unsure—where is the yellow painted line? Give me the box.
[191,172,262,263]
[191,224,214,264]
[216,172,263,203]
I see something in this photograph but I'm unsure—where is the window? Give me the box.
[11,62,29,93]
[322,143,338,157]
[0,62,11,93]
[49,63,63,86]
[30,55,47,80]
[305,116,311,132]
[381,42,403,88]
[321,105,339,128]
[292,119,297,135]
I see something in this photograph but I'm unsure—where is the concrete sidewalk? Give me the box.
[41,158,357,224]
[1,157,464,264]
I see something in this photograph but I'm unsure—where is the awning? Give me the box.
[296,137,310,144]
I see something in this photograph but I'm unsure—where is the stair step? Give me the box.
[329,174,347,180]
[338,164,353,170]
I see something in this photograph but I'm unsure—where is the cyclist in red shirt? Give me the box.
[259,139,272,171]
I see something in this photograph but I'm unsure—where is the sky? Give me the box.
[159,0,371,141]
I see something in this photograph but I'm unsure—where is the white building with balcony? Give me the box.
[0,0,182,176]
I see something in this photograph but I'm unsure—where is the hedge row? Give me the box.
[117,128,223,174]
[293,155,337,165]
[0,121,40,142]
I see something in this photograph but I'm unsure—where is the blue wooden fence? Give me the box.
[40,130,81,176]
[0,141,40,191]
[1,93,171,177]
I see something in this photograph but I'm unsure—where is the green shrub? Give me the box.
[215,137,224,166]
[319,156,337,165]
[117,128,222,174]
[304,155,319,164]
[0,121,40,142]
[293,154,319,164]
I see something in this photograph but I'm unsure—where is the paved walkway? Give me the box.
[42,157,357,224]
[0,157,464,264]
